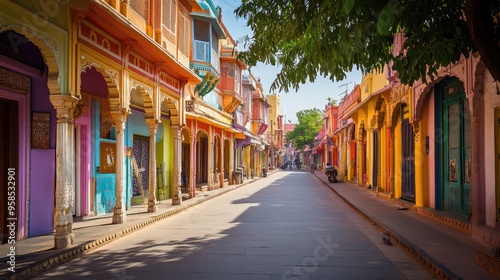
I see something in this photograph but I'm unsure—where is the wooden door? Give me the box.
[372,130,379,191]
[496,107,500,220]
[0,99,18,244]
[440,79,471,216]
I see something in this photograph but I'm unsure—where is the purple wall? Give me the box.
[29,76,56,237]
[29,150,55,236]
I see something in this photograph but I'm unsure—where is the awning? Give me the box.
[234,132,246,139]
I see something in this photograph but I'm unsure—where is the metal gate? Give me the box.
[401,118,415,201]
[132,135,150,197]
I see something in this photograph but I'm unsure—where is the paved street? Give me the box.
[34,170,432,280]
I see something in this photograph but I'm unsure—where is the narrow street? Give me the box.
[35,171,432,280]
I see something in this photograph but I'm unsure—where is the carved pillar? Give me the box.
[357,137,362,186]
[341,131,347,180]
[229,138,234,184]
[219,139,224,188]
[172,126,182,205]
[146,119,158,212]
[110,111,128,224]
[190,133,197,198]
[50,95,77,249]
[470,98,485,225]
[208,134,214,190]
[390,128,396,194]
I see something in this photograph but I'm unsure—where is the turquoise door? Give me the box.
[440,79,472,217]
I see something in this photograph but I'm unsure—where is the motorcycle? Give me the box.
[325,166,338,183]
[296,162,301,169]
[309,163,316,174]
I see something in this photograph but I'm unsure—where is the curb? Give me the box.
[313,173,462,280]
[2,177,263,280]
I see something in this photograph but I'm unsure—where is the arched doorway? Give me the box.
[196,131,209,186]
[214,135,221,187]
[224,138,231,184]
[400,104,415,202]
[0,30,55,241]
[436,77,471,217]
[181,128,191,195]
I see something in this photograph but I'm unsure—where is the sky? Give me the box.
[217,1,362,124]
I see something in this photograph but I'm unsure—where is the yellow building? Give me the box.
[344,70,391,191]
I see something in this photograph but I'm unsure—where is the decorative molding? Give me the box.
[129,78,153,99]
[0,67,31,94]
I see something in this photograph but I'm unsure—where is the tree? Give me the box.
[326,97,337,105]
[286,108,323,150]
[234,0,500,92]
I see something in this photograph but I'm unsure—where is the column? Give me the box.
[470,98,485,225]
[229,137,234,184]
[190,134,197,198]
[146,118,158,212]
[111,111,128,224]
[172,126,182,205]
[357,136,363,186]
[208,135,214,190]
[50,95,77,249]
[219,139,224,188]
[390,129,396,194]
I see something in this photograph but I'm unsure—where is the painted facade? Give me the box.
[181,0,252,199]
[344,69,390,190]
[334,86,361,181]
[329,33,500,251]
[266,94,284,169]
[0,0,70,246]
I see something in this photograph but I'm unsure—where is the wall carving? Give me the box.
[0,67,31,94]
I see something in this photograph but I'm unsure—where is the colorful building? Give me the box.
[266,94,284,169]
[334,85,361,181]
[182,0,246,197]
[332,33,500,251]
[0,0,71,246]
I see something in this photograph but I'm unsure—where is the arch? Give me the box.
[181,126,192,143]
[374,97,388,130]
[160,94,180,126]
[358,121,366,140]
[390,102,408,129]
[471,58,487,101]
[0,25,61,94]
[80,55,121,112]
[129,80,154,119]
[414,58,473,122]
[0,26,61,94]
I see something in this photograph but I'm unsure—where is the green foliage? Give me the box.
[326,97,337,105]
[234,0,498,92]
[286,108,323,150]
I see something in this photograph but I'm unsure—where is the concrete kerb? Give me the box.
[3,175,265,280]
[314,173,461,280]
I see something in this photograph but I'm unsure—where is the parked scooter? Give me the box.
[325,165,338,183]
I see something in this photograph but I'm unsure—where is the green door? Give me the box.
[441,79,472,217]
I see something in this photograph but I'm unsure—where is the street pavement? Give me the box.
[31,169,431,280]
[0,168,498,279]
